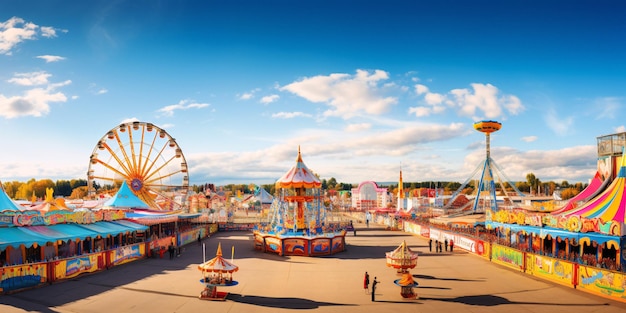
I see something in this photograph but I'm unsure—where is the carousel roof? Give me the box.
[275,146,321,189]
[198,243,239,274]
[560,149,626,223]
[385,240,418,269]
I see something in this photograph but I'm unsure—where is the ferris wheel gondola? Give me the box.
[87,121,190,211]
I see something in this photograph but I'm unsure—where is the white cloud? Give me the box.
[424,92,445,105]
[415,84,428,95]
[0,71,69,118]
[271,111,312,119]
[37,55,66,63]
[238,88,260,100]
[594,97,621,120]
[544,108,573,136]
[120,117,140,124]
[280,69,398,119]
[0,88,67,119]
[521,136,537,142]
[614,126,626,133]
[7,71,51,86]
[260,94,279,104]
[157,99,210,117]
[39,26,57,38]
[409,83,524,121]
[345,123,371,132]
[408,106,431,117]
[96,88,108,95]
[0,17,59,55]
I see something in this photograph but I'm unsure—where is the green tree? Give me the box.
[327,177,337,189]
[56,180,72,196]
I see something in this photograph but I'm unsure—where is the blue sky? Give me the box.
[0,1,625,187]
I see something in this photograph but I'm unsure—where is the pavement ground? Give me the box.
[2,222,626,313]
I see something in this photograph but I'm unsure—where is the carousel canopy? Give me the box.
[198,243,239,274]
[103,181,150,209]
[385,240,418,269]
[275,146,321,189]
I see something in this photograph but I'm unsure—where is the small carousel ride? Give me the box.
[198,243,239,301]
[253,146,347,256]
[386,241,419,299]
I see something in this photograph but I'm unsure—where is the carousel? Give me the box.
[386,241,419,299]
[253,146,347,256]
[198,243,238,301]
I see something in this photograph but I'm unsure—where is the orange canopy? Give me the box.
[275,146,321,189]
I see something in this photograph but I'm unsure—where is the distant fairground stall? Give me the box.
[253,147,348,256]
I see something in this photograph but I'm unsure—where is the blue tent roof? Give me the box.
[0,184,26,212]
[103,181,150,209]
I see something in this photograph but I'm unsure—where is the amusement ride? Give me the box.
[253,146,347,256]
[443,120,525,214]
[87,121,190,211]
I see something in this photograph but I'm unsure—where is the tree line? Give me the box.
[3,171,586,202]
[2,179,88,200]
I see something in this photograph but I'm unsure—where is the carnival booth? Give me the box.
[198,243,238,300]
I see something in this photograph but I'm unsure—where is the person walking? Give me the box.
[429,239,432,252]
[197,233,202,245]
[445,239,448,252]
[363,271,370,294]
[371,276,380,302]
[435,240,439,252]
[450,239,454,252]
[168,244,175,260]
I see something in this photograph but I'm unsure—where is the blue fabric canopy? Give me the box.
[76,221,144,237]
[111,220,149,232]
[103,181,150,209]
[0,227,51,250]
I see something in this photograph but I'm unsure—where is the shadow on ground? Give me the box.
[227,293,355,309]
[414,274,483,282]
[417,294,610,307]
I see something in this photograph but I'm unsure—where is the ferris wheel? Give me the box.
[87,121,190,211]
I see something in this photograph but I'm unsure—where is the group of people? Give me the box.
[363,271,380,301]
[429,238,454,253]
